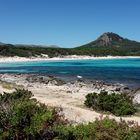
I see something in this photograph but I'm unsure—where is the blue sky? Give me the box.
[0,0,139,47]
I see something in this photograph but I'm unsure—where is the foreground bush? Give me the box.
[57,117,140,140]
[0,89,140,140]
[0,89,67,139]
[84,91,137,116]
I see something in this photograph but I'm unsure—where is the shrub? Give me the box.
[0,89,67,139]
[84,91,137,116]
[57,117,140,140]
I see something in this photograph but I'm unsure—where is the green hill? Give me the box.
[75,32,140,56]
[0,32,140,57]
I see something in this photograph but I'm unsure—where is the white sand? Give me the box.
[0,55,140,63]
[30,86,140,124]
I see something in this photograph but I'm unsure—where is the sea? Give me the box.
[0,58,140,88]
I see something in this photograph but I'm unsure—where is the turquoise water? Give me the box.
[0,58,140,87]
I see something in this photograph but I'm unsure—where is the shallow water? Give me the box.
[0,58,140,88]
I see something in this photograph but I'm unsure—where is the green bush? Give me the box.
[0,89,67,139]
[57,117,140,140]
[84,91,137,116]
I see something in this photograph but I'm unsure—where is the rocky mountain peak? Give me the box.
[95,32,124,46]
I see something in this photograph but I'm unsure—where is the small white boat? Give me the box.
[77,75,83,79]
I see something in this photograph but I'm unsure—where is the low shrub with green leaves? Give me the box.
[0,89,67,139]
[84,91,137,116]
[57,117,140,140]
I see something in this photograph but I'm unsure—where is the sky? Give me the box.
[0,0,140,48]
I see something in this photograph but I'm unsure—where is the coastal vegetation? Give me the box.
[0,43,140,58]
[0,33,140,57]
[85,91,137,116]
[0,80,24,90]
[57,117,140,140]
[0,89,67,139]
[0,89,140,139]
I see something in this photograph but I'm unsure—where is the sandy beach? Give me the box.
[0,55,140,63]
[0,73,140,125]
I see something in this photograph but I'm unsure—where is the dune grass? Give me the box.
[0,80,24,90]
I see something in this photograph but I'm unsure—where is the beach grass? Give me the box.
[0,80,24,90]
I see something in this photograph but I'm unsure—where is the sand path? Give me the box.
[28,86,140,125]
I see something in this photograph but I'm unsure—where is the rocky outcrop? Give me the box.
[95,32,123,46]
[25,75,65,86]
[0,73,133,94]
[0,74,65,86]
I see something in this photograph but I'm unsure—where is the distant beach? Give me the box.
[0,55,140,63]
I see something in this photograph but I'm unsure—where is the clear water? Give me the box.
[0,58,140,88]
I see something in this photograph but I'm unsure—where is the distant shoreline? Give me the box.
[0,55,140,63]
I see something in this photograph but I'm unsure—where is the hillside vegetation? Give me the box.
[0,32,140,57]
